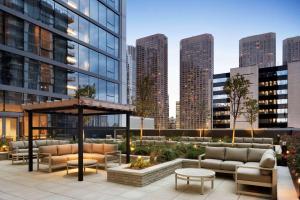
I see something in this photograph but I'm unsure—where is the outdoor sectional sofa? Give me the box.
[199,146,277,199]
[180,136,212,145]
[37,143,120,172]
[9,140,69,156]
[235,137,273,144]
[206,142,273,149]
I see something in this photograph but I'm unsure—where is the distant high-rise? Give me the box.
[180,34,213,129]
[176,101,180,129]
[126,45,136,104]
[283,36,300,65]
[239,32,276,68]
[136,34,169,129]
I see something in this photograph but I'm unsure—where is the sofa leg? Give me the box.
[272,185,277,200]
[49,167,52,173]
[236,183,239,194]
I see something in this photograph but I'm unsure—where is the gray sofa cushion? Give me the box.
[259,150,275,169]
[235,137,244,143]
[36,140,47,147]
[205,147,225,160]
[263,138,273,144]
[207,142,223,147]
[247,148,268,162]
[225,147,248,162]
[221,160,243,171]
[253,138,263,143]
[10,141,25,149]
[236,143,252,148]
[243,138,253,143]
[200,159,222,170]
[252,143,272,149]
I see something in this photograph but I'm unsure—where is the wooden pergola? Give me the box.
[22,97,135,181]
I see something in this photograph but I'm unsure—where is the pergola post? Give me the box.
[126,113,130,163]
[78,106,84,181]
[28,111,33,172]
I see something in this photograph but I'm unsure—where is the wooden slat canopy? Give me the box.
[23,97,134,181]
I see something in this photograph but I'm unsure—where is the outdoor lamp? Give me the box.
[2,145,7,151]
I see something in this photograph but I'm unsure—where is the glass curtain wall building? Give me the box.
[0,0,126,140]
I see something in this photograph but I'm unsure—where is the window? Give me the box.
[54,68,67,94]
[67,0,79,9]
[213,77,228,83]
[98,2,106,27]
[277,70,287,76]
[99,53,106,76]
[89,23,98,48]
[213,86,223,91]
[78,73,89,94]
[40,29,53,59]
[89,76,99,100]
[54,36,67,63]
[5,15,24,50]
[107,82,118,103]
[107,57,118,80]
[107,9,119,33]
[89,50,98,74]
[107,0,119,11]
[54,2,68,32]
[67,71,78,96]
[78,45,89,71]
[0,52,23,87]
[5,0,24,12]
[79,0,89,16]
[67,41,78,67]
[99,28,106,51]
[277,80,287,85]
[24,0,40,20]
[90,0,98,22]
[107,33,116,56]
[79,18,89,43]
[40,0,54,26]
[27,58,39,90]
[67,11,78,38]
[25,23,40,55]
[99,79,106,100]
[39,63,53,92]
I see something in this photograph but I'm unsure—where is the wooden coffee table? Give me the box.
[66,159,98,174]
[11,152,37,164]
[175,168,215,194]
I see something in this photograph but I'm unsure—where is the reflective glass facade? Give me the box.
[0,0,124,140]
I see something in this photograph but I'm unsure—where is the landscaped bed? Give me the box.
[107,158,198,186]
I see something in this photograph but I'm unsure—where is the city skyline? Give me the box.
[127,0,300,117]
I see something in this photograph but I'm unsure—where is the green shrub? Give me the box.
[185,145,205,159]
[118,142,126,154]
[134,146,151,156]
[156,148,178,163]
[130,157,151,169]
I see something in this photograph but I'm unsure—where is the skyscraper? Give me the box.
[283,36,300,65]
[239,32,276,68]
[136,34,169,129]
[176,101,180,129]
[126,45,136,104]
[0,0,126,140]
[180,34,213,129]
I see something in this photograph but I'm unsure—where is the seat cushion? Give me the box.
[104,144,118,153]
[203,137,211,142]
[223,143,235,147]
[263,138,273,144]
[221,160,244,171]
[243,138,253,143]
[83,153,105,163]
[225,147,248,162]
[205,147,225,160]
[57,144,72,156]
[235,137,244,143]
[42,155,68,165]
[93,144,104,154]
[244,162,260,167]
[200,159,222,170]
[71,144,78,154]
[252,143,272,149]
[248,148,268,162]
[10,141,25,149]
[253,138,263,143]
[65,154,78,161]
[236,143,252,148]
[59,140,69,145]
[39,145,58,156]
[84,143,93,153]
[207,142,223,147]
[237,166,272,183]
[35,140,47,147]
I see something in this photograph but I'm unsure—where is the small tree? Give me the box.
[244,98,259,138]
[224,74,250,143]
[135,76,155,143]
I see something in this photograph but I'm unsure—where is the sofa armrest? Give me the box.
[105,150,121,156]
[235,165,277,186]
[198,154,205,168]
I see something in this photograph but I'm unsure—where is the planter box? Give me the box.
[0,152,8,160]
[107,158,198,187]
[120,154,150,164]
